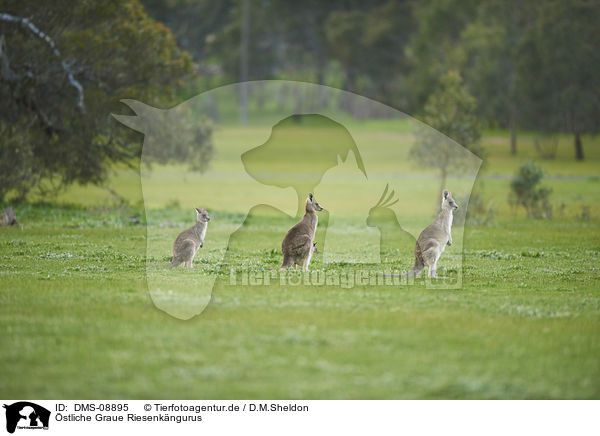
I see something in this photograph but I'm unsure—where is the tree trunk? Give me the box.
[509,110,517,155]
[574,132,584,161]
[315,57,329,109]
[339,69,356,113]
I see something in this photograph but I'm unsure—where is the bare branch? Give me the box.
[0,12,85,112]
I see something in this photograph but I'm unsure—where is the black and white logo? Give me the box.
[3,402,50,434]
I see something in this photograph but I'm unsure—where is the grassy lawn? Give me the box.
[1,121,599,399]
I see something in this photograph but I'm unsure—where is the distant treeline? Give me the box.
[144,0,599,158]
[0,0,598,200]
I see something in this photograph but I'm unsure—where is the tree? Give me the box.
[410,70,482,200]
[141,0,232,62]
[516,0,600,160]
[403,0,479,113]
[325,9,366,95]
[459,0,533,155]
[405,0,531,155]
[0,0,211,200]
[325,1,415,108]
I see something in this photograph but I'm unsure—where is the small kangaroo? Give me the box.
[281,193,323,270]
[169,207,211,268]
[0,207,18,226]
[404,190,459,279]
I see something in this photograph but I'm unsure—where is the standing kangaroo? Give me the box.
[281,193,324,270]
[404,190,459,279]
[169,207,211,268]
[0,207,18,226]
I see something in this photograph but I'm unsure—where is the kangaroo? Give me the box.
[169,207,211,268]
[404,190,459,279]
[0,207,18,226]
[281,193,324,270]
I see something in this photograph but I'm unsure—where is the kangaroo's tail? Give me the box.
[168,258,182,268]
[145,258,181,269]
[402,252,425,278]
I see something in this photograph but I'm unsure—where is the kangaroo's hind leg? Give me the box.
[169,257,183,267]
[177,240,195,268]
[281,254,294,270]
[422,244,441,279]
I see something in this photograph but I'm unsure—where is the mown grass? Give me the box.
[1,212,598,398]
[1,121,599,399]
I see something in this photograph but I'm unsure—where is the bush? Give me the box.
[509,161,552,219]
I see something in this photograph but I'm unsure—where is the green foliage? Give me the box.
[457,0,531,134]
[403,0,600,158]
[142,0,597,158]
[325,10,365,81]
[142,0,232,61]
[403,0,479,110]
[0,0,201,200]
[325,1,414,108]
[509,161,553,219]
[125,102,215,172]
[516,0,600,159]
[410,71,482,195]
[418,71,482,148]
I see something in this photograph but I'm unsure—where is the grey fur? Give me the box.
[169,207,210,268]
[404,190,459,279]
[281,194,323,270]
[0,207,18,226]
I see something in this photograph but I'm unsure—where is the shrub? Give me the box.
[509,161,552,219]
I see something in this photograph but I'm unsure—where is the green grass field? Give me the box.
[1,121,599,399]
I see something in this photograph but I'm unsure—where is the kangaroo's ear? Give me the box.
[308,193,313,202]
[195,207,201,214]
[200,207,206,212]
[443,190,449,199]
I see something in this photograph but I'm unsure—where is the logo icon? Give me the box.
[3,402,50,434]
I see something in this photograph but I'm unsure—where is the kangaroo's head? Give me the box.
[195,207,211,222]
[367,184,399,228]
[306,193,324,213]
[441,190,459,212]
